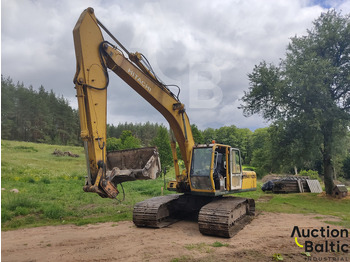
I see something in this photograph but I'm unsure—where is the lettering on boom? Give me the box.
[127,68,152,92]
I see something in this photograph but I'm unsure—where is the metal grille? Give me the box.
[306,180,323,193]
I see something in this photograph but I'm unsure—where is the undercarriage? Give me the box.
[133,194,255,238]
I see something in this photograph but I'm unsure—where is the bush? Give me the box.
[107,131,141,151]
[120,130,141,149]
[106,137,121,151]
[253,167,268,179]
[299,170,321,182]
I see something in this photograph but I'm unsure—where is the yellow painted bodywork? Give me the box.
[73,8,194,192]
[242,171,257,190]
[73,8,107,181]
[186,144,257,195]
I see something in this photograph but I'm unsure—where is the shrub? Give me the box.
[106,137,121,151]
[299,170,321,182]
[120,130,141,150]
[107,131,141,151]
[254,167,268,179]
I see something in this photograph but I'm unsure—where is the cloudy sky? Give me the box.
[2,0,350,131]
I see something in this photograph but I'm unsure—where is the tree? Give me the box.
[343,155,350,179]
[106,131,141,151]
[202,127,216,144]
[106,137,122,151]
[152,126,173,168]
[268,119,322,174]
[107,122,161,146]
[191,124,204,144]
[216,126,238,146]
[235,128,253,164]
[240,11,350,194]
[119,130,141,149]
[1,76,81,145]
[250,128,273,177]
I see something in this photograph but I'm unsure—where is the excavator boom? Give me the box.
[101,42,195,173]
[73,8,194,197]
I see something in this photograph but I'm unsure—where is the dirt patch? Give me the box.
[52,149,79,158]
[2,212,349,262]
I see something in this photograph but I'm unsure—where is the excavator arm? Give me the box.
[73,8,194,198]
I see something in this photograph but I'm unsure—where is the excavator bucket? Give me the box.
[106,147,161,184]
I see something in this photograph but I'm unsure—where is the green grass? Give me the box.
[1,140,175,230]
[210,241,229,247]
[236,183,350,228]
[2,140,350,230]
[184,242,213,253]
[170,256,193,262]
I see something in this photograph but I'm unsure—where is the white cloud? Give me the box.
[1,0,347,132]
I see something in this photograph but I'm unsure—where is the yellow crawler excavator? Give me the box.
[73,7,257,238]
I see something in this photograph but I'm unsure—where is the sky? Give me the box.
[2,0,350,131]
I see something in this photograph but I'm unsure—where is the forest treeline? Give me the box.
[1,76,80,145]
[1,76,349,179]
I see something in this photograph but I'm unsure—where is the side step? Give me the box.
[198,197,255,238]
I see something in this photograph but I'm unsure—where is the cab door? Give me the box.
[230,148,242,190]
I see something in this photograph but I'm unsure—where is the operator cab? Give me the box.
[189,146,213,191]
[189,144,243,195]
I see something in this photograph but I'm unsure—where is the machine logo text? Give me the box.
[127,68,152,92]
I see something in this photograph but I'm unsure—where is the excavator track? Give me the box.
[133,194,181,228]
[198,197,255,238]
[133,194,255,238]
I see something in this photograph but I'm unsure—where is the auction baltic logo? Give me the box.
[291,226,349,254]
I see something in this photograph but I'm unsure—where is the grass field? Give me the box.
[1,140,350,230]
